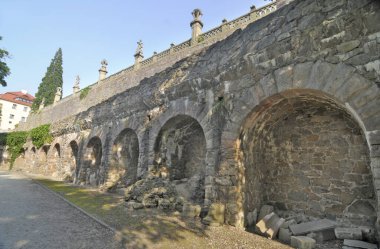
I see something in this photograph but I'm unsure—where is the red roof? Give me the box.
[0,91,35,107]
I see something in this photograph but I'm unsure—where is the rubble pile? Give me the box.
[124,176,184,211]
[249,205,378,249]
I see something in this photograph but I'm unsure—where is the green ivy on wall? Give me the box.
[79,86,91,100]
[6,131,28,168]
[30,124,53,149]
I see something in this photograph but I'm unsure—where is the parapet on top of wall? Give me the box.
[18,0,279,131]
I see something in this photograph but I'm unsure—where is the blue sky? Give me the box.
[1,0,268,97]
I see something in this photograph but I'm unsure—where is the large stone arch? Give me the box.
[78,136,103,186]
[52,143,61,177]
[105,128,139,191]
[152,114,207,205]
[240,90,374,232]
[39,145,50,174]
[66,140,79,182]
[147,99,219,206]
[219,61,380,233]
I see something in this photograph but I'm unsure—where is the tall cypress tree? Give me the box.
[32,48,63,111]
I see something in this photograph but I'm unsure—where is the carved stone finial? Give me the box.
[134,40,144,70]
[73,75,80,94]
[192,9,203,21]
[99,59,108,81]
[54,87,62,104]
[135,40,143,57]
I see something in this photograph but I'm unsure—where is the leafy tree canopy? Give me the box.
[32,48,63,111]
[0,36,10,86]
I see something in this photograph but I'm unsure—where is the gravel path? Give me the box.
[0,171,122,249]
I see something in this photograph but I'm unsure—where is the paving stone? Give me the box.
[335,227,363,240]
[343,239,378,249]
[289,219,337,235]
[290,236,316,249]
[258,205,274,221]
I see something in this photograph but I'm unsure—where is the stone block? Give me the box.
[255,212,284,239]
[246,209,257,227]
[256,212,275,234]
[337,40,361,53]
[281,219,296,229]
[335,227,363,240]
[306,228,335,243]
[343,239,378,249]
[279,228,292,244]
[258,205,274,221]
[202,203,225,226]
[290,236,316,249]
[289,219,337,235]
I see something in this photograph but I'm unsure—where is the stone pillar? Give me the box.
[134,40,144,70]
[190,9,203,46]
[39,98,45,110]
[221,19,228,33]
[169,43,175,54]
[249,5,257,21]
[98,59,108,82]
[152,51,158,63]
[73,75,80,94]
[54,87,62,104]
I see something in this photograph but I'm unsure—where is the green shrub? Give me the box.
[30,124,53,149]
[6,131,28,167]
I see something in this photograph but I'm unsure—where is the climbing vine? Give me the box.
[79,86,91,100]
[30,124,53,149]
[6,131,28,168]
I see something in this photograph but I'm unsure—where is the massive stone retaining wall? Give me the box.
[10,0,380,238]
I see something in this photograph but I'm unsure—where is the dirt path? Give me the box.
[0,171,122,249]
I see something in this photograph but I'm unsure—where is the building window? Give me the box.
[9,114,14,119]
[23,106,28,112]
[21,117,26,122]
[12,104,17,109]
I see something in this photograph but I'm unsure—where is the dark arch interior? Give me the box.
[109,129,139,190]
[54,144,61,158]
[240,93,375,231]
[80,137,103,186]
[154,115,207,204]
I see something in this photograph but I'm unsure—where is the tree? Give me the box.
[0,36,10,86]
[32,48,63,111]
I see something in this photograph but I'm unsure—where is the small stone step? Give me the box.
[290,236,316,249]
[343,239,378,249]
[335,227,362,240]
[289,218,337,235]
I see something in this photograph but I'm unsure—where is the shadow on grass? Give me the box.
[37,179,209,249]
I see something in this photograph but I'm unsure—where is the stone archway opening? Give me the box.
[39,145,49,173]
[107,129,139,191]
[239,90,376,236]
[154,115,207,204]
[80,137,102,186]
[67,141,79,182]
[53,143,61,175]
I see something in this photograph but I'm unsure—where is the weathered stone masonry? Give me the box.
[11,0,380,239]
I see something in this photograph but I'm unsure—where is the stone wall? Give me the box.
[9,0,380,239]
